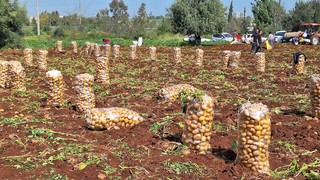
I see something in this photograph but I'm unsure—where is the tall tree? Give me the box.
[132,3,150,38]
[109,0,129,36]
[228,0,233,23]
[169,0,226,44]
[0,0,27,48]
[251,0,286,32]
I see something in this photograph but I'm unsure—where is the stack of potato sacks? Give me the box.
[158,84,197,101]
[113,45,120,58]
[94,44,100,57]
[310,74,320,119]
[0,61,26,91]
[130,45,137,60]
[104,44,111,58]
[84,42,91,55]
[86,107,144,130]
[228,51,241,68]
[255,52,266,72]
[46,70,64,107]
[95,56,110,84]
[293,53,306,75]
[182,94,214,154]
[174,47,181,64]
[195,49,204,66]
[221,50,231,69]
[74,73,95,113]
[237,102,271,174]
[57,41,63,52]
[149,47,157,60]
[71,41,78,54]
[38,50,48,71]
[23,48,33,66]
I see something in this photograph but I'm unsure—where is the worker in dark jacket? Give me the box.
[250,28,260,54]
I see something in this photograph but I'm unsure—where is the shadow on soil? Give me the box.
[212,147,236,163]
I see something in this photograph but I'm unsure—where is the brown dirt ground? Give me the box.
[0,42,319,179]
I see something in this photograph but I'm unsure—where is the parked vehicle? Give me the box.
[183,34,211,43]
[274,31,287,43]
[241,33,267,44]
[284,23,320,45]
[211,33,233,42]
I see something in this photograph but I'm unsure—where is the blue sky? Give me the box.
[19,0,296,18]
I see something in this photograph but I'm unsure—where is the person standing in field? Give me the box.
[256,30,263,53]
[267,32,275,48]
[233,30,238,42]
[250,28,260,54]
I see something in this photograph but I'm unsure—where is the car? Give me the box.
[183,34,211,43]
[241,33,267,43]
[274,31,287,43]
[211,33,233,42]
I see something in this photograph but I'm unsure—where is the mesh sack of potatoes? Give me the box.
[94,44,100,57]
[86,107,144,130]
[237,102,271,173]
[113,45,120,58]
[84,42,91,55]
[181,93,214,154]
[292,52,306,75]
[38,50,48,71]
[195,49,204,66]
[74,73,95,113]
[0,61,9,88]
[221,50,231,69]
[46,70,64,106]
[228,51,241,68]
[95,56,110,84]
[174,47,181,64]
[149,47,157,60]
[158,84,197,101]
[7,61,26,91]
[23,48,33,66]
[103,44,111,57]
[71,41,78,54]
[57,41,63,52]
[89,43,95,56]
[254,52,266,72]
[310,74,320,118]
[130,45,137,60]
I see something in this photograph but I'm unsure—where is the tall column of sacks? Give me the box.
[104,44,111,58]
[7,61,26,91]
[195,49,204,66]
[57,41,63,52]
[46,70,64,107]
[174,47,181,64]
[0,61,8,88]
[182,94,214,154]
[85,42,91,55]
[23,48,33,66]
[113,45,120,58]
[237,102,271,173]
[94,44,100,57]
[38,50,48,71]
[130,45,137,60]
[221,50,231,69]
[95,56,110,84]
[149,47,157,60]
[228,51,241,68]
[310,74,320,119]
[255,52,266,72]
[71,41,78,54]
[74,73,95,113]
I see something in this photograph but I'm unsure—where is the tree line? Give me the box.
[1,0,320,48]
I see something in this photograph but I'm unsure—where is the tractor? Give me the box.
[284,23,320,45]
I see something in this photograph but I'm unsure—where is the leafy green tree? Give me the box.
[109,0,129,37]
[228,0,233,23]
[169,0,226,45]
[0,0,27,48]
[251,0,286,32]
[132,3,150,38]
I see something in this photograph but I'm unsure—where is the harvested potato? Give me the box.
[255,52,266,72]
[74,73,95,113]
[46,70,64,107]
[38,50,48,71]
[23,48,33,66]
[158,84,197,101]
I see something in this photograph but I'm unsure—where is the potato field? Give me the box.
[0,42,319,179]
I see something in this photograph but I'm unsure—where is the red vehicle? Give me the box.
[298,23,320,45]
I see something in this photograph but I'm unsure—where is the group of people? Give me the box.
[250,28,275,54]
